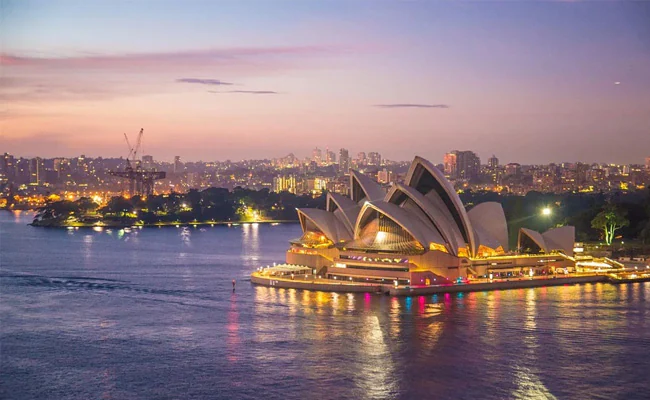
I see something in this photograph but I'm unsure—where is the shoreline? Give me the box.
[29,219,299,228]
[250,271,650,296]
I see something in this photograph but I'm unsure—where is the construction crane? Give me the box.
[109,128,166,197]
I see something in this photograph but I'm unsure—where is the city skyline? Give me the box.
[2,1,650,163]
[3,148,650,167]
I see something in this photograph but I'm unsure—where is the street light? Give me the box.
[541,207,552,216]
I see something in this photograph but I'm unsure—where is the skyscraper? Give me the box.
[368,152,381,167]
[174,156,183,174]
[339,148,350,174]
[312,148,322,165]
[444,150,480,180]
[142,155,154,170]
[488,155,499,169]
[326,149,336,164]
[2,153,15,180]
[357,152,367,165]
[443,152,457,177]
[29,157,42,185]
[645,157,650,170]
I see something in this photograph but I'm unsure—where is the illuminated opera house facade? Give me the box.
[287,156,576,286]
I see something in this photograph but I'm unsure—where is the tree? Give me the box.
[639,219,650,245]
[74,197,98,214]
[591,204,629,245]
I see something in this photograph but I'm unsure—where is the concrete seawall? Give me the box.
[250,274,383,293]
[389,275,608,296]
[251,272,614,296]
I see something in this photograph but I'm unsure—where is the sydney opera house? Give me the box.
[286,156,576,286]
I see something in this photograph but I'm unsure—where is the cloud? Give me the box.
[1,46,338,102]
[177,78,234,86]
[210,90,280,95]
[0,45,339,71]
[374,104,450,109]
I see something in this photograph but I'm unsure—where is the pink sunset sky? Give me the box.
[2,0,649,164]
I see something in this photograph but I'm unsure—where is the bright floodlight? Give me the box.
[542,207,552,216]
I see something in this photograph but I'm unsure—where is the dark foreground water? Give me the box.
[1,211,649,400]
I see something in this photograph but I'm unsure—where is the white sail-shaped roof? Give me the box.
[405,156,476,256]
[355,201,447,251]
[326,192,360,235]
[518,226,575,256]
[518,228,547,253]
[297,208,352,243]
[350,170,386,203]
[543,226,575,256]
[386,183,462,255]
[467,202,509,252]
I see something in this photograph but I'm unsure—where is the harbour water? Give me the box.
[1,211,649,399]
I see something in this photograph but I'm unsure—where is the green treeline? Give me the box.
[461,189,650,247]
[33,188,326,227]
[33,187,650,248]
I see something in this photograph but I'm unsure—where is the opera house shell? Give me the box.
[288,156,576,285]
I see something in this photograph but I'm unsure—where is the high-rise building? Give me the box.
[444,150,480,180]
[488,155,499,169]
[2,153,15,180]
[357,152,367,165]
[443,152,457,177]
[52,158,69,179]
[273,175,297,194]
[312,148,322,165]
[142,155,154,170]
[174,156,183,174]
[339,148,350,174]
[576,162,589,185]
[326,149,336,164]
[645,157,650,170]
[368,152,381,167]
[29,157,43,185]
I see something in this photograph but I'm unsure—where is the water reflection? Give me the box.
[512,365,557,400]
[241,223,260,268]
[180,226,191,246]
[83,234,93,266]
[3,211,648,400]
[354,315,398,399]
[227,292,240,363]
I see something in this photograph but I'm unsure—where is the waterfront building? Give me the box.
[286,156,576,285]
